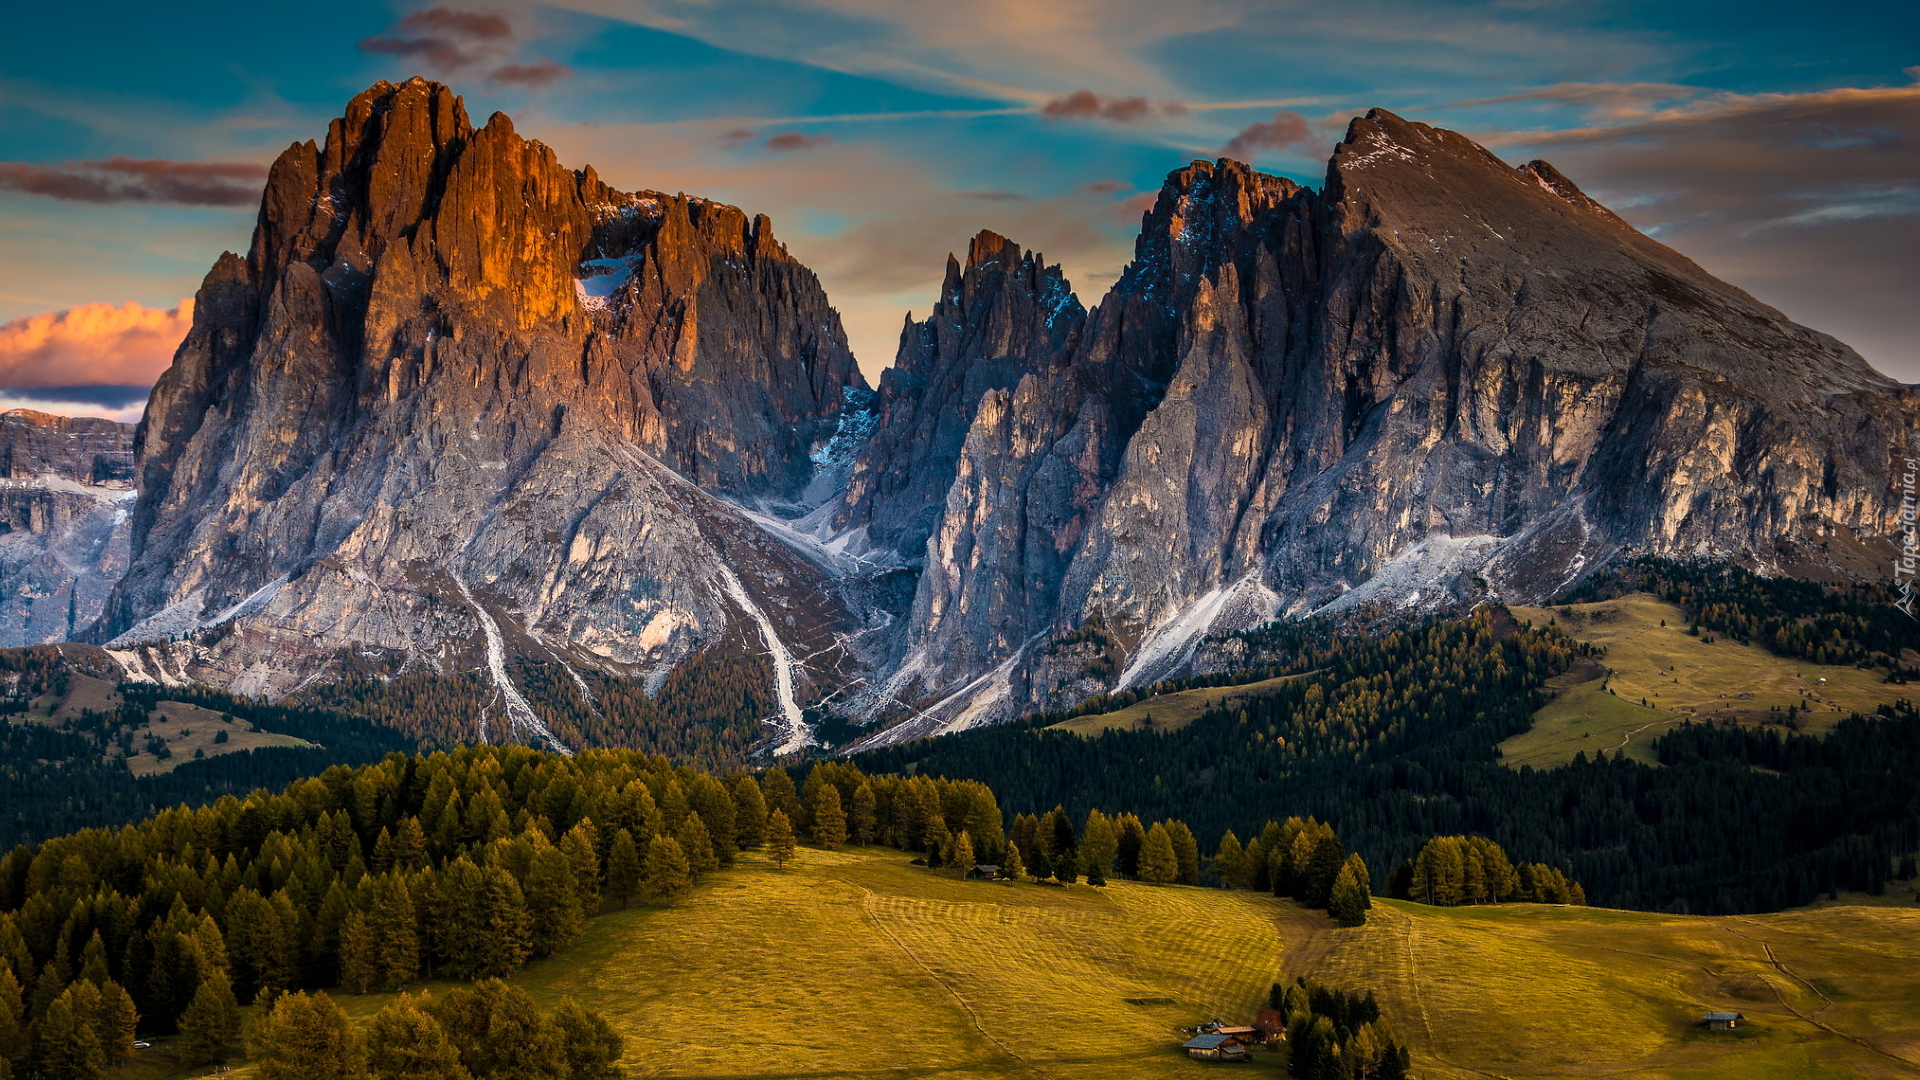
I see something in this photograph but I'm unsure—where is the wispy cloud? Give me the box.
[1040,90,1184,123]
[765,131,835,152]
[0,158,266,207]
[0,299,191,392]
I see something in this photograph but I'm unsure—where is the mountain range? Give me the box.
[13,77,1911,753]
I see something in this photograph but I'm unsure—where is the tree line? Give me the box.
[1273,978,1410,1080]
[858,607,1917,914]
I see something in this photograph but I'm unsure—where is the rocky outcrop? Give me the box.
[854,110,1919,742]
[93,79,868,748]
[0,410,134,647]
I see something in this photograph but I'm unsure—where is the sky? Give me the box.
[1,0,1916,422]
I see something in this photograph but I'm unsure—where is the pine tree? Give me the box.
[1053,846,1079,886]
[808,784,848,849]
[923,816,951,869]
[731,777,768,849]
[364,995,470,1080]
[1001,842,1027,882]
[247,991,367,1080]
[605,830,642,908]
[644,835,692,902]
[369,874,419,989]
[1139,824,1179,884]
[473,865,534,978]
[431,980,564,1080]
[177,974,240,1066]
[553,998,624,1080]
[765,809,798,870]
[850,783,877,846]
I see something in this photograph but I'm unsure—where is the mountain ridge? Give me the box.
[39,86,1916,755]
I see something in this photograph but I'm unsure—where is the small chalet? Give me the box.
[1704,1011,1745,1031]
[1255,1007,1287,1042]
[1183,1033,1250,1061]
[966,864,1001,879]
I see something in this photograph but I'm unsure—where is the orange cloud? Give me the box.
[0,300,191,390]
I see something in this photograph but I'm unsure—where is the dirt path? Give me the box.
[1722,923,1920,1070]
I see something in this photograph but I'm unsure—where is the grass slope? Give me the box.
[262,848,1920,1080]
[1500,595,1912,769]
[1049,674,1306,735]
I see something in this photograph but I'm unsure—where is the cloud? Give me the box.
[1489,85,1920,379]
[0,386,150,424]
[358,6,515,71]
[490,60,573,88]
[764,131,835,152]
[0,157,267,207]
[360,6,572,89]
[0,299,191,393]
[1040,90,1177,123]
[1220,111,1314,160]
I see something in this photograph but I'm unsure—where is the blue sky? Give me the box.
[1,0,1916,408]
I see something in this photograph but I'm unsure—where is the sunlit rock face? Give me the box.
[95,79,868,745]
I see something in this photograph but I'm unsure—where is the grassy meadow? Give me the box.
[1048,674,1306,735]
[1499,594,1913,769]
[154,845,1920,1080]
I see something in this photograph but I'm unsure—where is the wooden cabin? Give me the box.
[1704,1011,1745,1031]
[965,864,1001,879]
[1255,1007,1286,1042]
[1183,1033,1250,1061]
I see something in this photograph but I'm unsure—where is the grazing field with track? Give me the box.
[1500,594,1910,769]
[296,847,1920,1080]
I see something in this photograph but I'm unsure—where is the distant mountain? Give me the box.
[68,86,1919,753]
[0,409,133,646]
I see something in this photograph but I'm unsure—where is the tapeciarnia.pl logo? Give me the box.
[1898,456,1918,618]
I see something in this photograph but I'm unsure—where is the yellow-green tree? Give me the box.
[1139,823,1179,884]
[766,809,798,870]
[246,991,367,1080]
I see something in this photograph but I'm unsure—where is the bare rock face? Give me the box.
[0,410,134,647]
[856,110,1919,742]
[93,79,867,749]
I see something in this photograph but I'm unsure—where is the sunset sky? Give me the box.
[2,0,1916,420]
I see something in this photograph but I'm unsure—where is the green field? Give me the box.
[1049,674,1307,735]
[1500,594,1913,769]
[156,845,1920,1080]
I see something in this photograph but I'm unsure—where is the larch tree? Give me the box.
[364,995,470,1080]
[1080,811,1118,886]
[644,835,692,902]
[1001,842,1027,882]
[176,974,240,1066]
[246,990,367,1080]
[1139,823,1179,884]
[809,784,848,849]
[948,831,975,874]
[30,990,103,1080]
[731,777,768,849]
[90,980,136,1066]
[605,829,642,908]
[1212,830,1246,889]
[850,783,878,846]
[677,812,719,874]
[1329,855,1371,927]
[1168,820,1201,885]
[553,997,625,1080]
[523,847,584,956]
[562,822,603,911]
[765,809,798,870]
